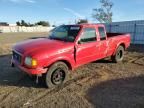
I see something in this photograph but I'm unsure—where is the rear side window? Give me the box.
[98,27,106,40]
[80,28,96,43]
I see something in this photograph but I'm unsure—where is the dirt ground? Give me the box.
[0,33,144,108]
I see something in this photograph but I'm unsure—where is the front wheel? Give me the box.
[111,46,125,63]
[43,62,69,88]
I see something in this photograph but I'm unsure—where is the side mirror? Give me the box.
[78,40,82,44]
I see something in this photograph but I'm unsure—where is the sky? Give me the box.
[1,0,144,25]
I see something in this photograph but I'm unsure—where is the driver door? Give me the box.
[76,27,100,66]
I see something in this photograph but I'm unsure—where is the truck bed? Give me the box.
[107,33,126,38]
[105,32,131,57]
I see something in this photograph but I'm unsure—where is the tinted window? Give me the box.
[98,27,106,40]
[80,28,96,43]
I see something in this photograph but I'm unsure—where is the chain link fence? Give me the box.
[105,20,144,44]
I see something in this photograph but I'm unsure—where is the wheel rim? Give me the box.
[51,68,65,85]
[117,50,123,60]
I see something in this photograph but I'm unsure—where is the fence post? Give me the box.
[133,22,136,44]
[109,24,111,32]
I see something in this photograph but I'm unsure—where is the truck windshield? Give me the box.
[49,25,81,42]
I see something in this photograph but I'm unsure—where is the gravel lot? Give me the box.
[0,33,144,108]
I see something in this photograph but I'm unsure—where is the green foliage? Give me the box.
[77,19,88,24]
[21,20,27,26]
[16,20,50,27]
[16,21,21,26]
[35,21,50,27]
[92,0,113,23]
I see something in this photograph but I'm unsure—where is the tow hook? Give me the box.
[36,76,39,84]
[36,74,42,84]
[11,63,15,67]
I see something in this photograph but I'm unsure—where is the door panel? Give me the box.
[75,27,98,66]
[98,27,108,58]
[99,40,108,58]
[76,42,101,66]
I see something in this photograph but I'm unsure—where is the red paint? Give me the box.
[11,24,131,75]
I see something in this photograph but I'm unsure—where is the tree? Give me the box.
[16,20,51,27]
[16,21,21,26]
[35,21,50,27]
[92,0,113,23]
[77,19,88,24]
[20,20,29,26]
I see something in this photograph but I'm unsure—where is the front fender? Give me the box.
[44,56,75,71]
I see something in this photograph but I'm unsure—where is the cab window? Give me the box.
[98,27,106,40]
[79,28,96,43]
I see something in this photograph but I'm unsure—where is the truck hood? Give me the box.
[13,38,74,56]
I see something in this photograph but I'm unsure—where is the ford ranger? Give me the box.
[11,24,131,88]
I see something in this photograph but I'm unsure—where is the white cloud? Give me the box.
[64,8,85,19]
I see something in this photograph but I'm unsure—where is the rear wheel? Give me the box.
[43,62,69,88]
[111,45,125,63]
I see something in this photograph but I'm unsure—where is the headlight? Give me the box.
[24,57,37,67]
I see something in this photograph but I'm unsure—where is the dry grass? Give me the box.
[0,32,48,55]
[0,32,48,44]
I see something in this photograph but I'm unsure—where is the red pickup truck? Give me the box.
[11,24,131,88]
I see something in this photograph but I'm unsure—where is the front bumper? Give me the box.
[11,59,47,75]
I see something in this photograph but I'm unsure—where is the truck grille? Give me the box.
[12,51,22,64]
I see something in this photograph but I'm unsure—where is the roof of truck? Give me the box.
[61,24,105,28]
[73,23,105,27]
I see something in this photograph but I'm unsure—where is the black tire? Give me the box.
[43,62,69,88]
[111,45,125,63]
